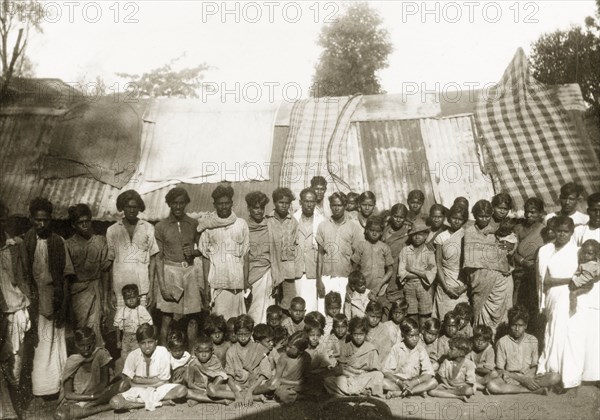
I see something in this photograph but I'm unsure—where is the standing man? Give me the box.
[310,176,328,217]
[0,199,32,418]
[155,188,202,348]
[199,185,249,319]
[23,198,75,397]
[316,192,363,314]
[266,187,298,311]
[293,188,324,312]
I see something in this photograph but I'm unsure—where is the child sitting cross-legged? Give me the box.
[203,314,230,368]
[486,306,560,395]
[428,337,476,401]
[167,330,192,385]
[304,319,334,374]
[383,318,437,399]
[225,315,273,406]
[420,318,441,372]
[268,331,312,404]
[55,328,126,420]
[109,323,187,412]
[252,324,276,372]
[323,317,384,397]
[185,335,235,406]
[466,325,496,390]
[365,301,395,365]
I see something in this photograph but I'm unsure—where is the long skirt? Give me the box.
[247,269,274,324]
[71,279,103,346]
[317,276,348,315]
[32,315,67,396]
[470,268,513,333]
[537,285,569,376]
[157,264,202,315]
[434,284,468,321]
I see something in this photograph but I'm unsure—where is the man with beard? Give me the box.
[293,188,324,312]
[199,185,249,319]
[65,204,109,347]
[23,197,75,397]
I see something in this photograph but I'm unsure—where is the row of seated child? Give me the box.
[55,292,562,418]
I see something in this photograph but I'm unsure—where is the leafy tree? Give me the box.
[116,55,210,99]
[0,0,44,95]
[530,0,600,116]
[311,2,392,97]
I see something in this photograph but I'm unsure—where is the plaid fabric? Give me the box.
[281,97,353,198]
[474,48,599,211]
[403,278,432,315]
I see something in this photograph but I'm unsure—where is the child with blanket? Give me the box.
[56,328,124,420]
[186,335,235,406]
[269,331,312,404]
[323,317,384,397]
[383,318,437,399]
[429,337,476,401]
[365,301,395,365]
[225,315,272,405]
[109,323,187,411]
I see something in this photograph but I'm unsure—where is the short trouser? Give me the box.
[403,279,432,315]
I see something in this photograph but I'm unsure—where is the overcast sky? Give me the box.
[25,0,597,101]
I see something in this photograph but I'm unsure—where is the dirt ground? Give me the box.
[22,384,599,420]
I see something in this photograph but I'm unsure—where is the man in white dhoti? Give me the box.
[23,198,75,397]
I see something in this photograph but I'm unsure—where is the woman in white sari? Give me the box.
[536,216,578,381]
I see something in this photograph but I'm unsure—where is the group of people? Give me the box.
[0,176,598,419]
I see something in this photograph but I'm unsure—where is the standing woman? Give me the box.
[433,205,469,320]
[155,187,203,347]
[512,198,546,325]
[463,200,513,334]
[356,191,377,229]
[489,193,513,231]
[65,204,109,347]
[106,190,159,312]
[536,216,578,383]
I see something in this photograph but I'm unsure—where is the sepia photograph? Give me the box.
[0,1,598,419]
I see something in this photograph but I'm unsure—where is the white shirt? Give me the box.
[123,345,171,381]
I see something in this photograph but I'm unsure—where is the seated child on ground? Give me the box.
[324,314,348,361]
[109,323,187,412]
[272,326,289,361]
[252,324,276,372]
[569,239,600,316]
[167,330,191,385]
[365,301,395,365]
[344,271,374,319]
[437,312,459,364]
[305,311,326,334]
[113,284,153,371]
[429,337,476,401]
[225,315,272,405]
[266,305,284,329]
[56,328,125,420]
[323,317,384,397]
[383,298,409,346]
[382,318,437,398]
[420,318,441,372]
[453,302,474,338]
[304,319,334,373]
[487,306,560,395]
[281,297,306,336]
[466,325,496,390]
[269,331,312,404]
[226,317,237,344]
[324,292,342,335]
[203,314,230,368]
[185,335,235,406]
